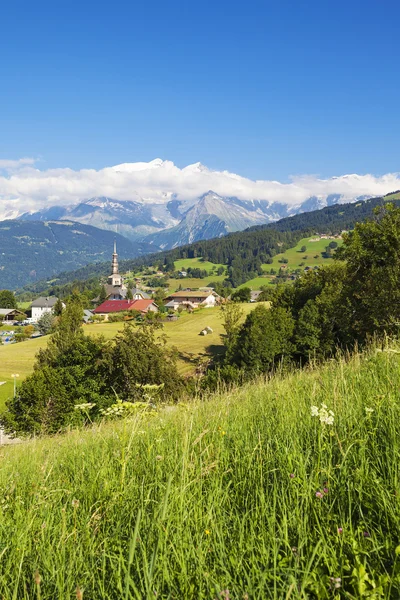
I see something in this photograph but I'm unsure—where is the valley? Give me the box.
[0,304,260,409]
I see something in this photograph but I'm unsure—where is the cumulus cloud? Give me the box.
[0,157,399,220]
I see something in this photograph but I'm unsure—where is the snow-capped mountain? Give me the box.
[19,197,182,240]
[11,157,399,249]
[18,190,374,250]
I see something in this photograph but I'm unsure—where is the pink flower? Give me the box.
[289,473,295,479]
[323,487,329,494]
[316,491,324,499]
[337,527,343,534]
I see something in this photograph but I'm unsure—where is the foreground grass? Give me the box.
[1,344,400,597]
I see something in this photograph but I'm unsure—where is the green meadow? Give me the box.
[0,305,260,409]
[1,343,400,597]
[240,236,343,289]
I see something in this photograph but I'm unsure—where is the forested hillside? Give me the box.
[19,195,399,294]
[0,220,154,290]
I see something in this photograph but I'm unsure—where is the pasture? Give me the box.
[0,304,260,409]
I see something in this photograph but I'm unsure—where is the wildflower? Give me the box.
[323,487,329,494]
[363,531,371,538]
[330,577,341,589]
[365,407,374,414]
[316,491,324,499]
[337,527,343,535]
[34,571,41,586]
[156,455,163,461]
[205,529,210,535]
[311,403,335,425]
[291,546,298,554]
[72,499,80,509]
[289,473,295,479]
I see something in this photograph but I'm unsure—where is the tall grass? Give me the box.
[1,344,400,598]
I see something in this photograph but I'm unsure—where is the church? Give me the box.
[93,242,150,303]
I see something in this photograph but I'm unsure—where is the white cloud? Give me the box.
[0,157,37,170]
[0,157,399,220]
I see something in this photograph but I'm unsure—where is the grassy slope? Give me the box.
[0,304,259,408]
[239,236,342,289]
[1,345,400,597]
[385,192,400,200]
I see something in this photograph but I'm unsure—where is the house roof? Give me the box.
[31,296,59,308]
[93,300,136,314]
[0,308,24,316]
[130,299,156,312]
[167,291,215,299]
[93,299,156,314]
[131,288,150,299]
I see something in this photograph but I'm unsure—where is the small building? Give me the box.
[93,299,158,319]
[0,308,26,323]
[83,310,93,324]
[178,271,187,278]
[250,291,262,302]
[165,291,220,311]
[30,297,60,322]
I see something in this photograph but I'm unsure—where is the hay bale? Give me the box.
[199,329,208,336]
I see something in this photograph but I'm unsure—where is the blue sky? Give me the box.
[0,0,399,180]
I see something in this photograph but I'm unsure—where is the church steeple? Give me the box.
[111,239,119,275]
[108,240,122,286]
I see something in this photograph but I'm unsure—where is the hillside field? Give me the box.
[239,236,342,289]
[0,343,400,596]
[0,304,260,409]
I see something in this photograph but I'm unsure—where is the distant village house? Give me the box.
[165,290,220,311]
[93,299,158,319]
[31,297,62,322]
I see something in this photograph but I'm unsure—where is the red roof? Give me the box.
[129,299,156,312]
[93,299,157,314]
[93,300,136,314]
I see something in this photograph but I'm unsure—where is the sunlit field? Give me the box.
[0,304,260,409]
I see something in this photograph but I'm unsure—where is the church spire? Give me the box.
[111,239,119,275]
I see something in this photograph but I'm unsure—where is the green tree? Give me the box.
[2,298,106,436]
[37,311,55,335]
[231,287,251,303]
[126,287,133,300]
[102,324,183,402]
[232,305,295,373]
[0,290,17,309]
[300,245,307,253]
[336,204,400,341]
[53,297,64,317]
[220,302,244,361]
[98,285,108,305]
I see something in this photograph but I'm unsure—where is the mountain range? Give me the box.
[18,189,367,251]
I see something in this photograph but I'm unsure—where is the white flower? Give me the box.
[311,403,335,425]
[365,407,374,414]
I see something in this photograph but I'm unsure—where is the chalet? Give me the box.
[164,291,220,311]
[0,308,26,322]
[93,299,158,319]
[31,297,62,322]
[178,271,187,278]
